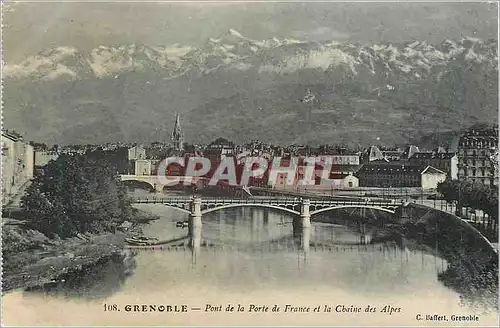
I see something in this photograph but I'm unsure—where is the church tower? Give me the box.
[171,113,184,151]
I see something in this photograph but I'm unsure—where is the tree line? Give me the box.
[21,151,132,238]
[437,179,498,219]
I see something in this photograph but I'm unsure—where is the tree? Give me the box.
[29,141,48,151]
[21,153,132,238]
[437,179,498,219]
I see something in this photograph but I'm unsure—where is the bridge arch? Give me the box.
[201,204,301,216]
[121,179,155,191]
[159,205,192,215]
[310,205,396,216]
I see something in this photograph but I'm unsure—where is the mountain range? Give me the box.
[3,28,498,148]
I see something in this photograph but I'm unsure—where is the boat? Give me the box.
[176,221,189,228]
[125,236,159,246]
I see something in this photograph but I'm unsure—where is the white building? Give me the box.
[34,150,59,167]
[420,166,447,190]
[134,159,152,176]
[319,173,359,188]
[2,132,35,204]
[128,145,146,161]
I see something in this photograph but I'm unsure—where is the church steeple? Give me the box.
[171,113,184,151]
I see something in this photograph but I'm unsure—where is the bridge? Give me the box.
[131,195,497,255]
[131,196,399,255]
[132,196,399,226]
[120,175,205,192]
[133,196,398,247]
[120,175,252,196]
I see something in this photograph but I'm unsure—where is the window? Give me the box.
[348,181,353,187]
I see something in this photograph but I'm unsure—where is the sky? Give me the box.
[3,0,499,63]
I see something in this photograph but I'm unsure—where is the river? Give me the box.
[2,203,498,326]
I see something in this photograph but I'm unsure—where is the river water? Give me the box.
[2,203,498,326]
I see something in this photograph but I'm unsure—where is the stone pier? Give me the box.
[301,199,311,228]
[301,226,311,253]
[189,198,202,251]
[185,197,317,255]
[359,222,370,244]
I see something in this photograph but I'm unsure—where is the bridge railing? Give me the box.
[132,196,398,207]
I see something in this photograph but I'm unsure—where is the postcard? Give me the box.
[1,0,498,326]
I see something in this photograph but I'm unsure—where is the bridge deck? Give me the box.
[132,197,397,207]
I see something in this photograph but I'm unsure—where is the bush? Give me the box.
[1,226,31,254]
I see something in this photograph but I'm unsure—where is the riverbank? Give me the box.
[1,208,158,292]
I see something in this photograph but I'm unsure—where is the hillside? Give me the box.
[3,29,498,146]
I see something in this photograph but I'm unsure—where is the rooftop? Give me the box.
[409,152,456,160]
[357,162,425,174]
[2,131,23,142]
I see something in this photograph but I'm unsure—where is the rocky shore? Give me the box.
[2,209,157,293]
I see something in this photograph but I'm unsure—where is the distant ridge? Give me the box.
[3,30,498,147]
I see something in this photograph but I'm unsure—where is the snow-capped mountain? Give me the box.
[5,29,495,81]
[3,29,498,146]
[3,43,193,80]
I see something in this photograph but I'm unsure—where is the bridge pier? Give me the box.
[359,223,370,244]
[263,208,269,225]
[301,199,311,228]
[399,204,410,220]
[360,234,371,245]
[301,226,311,253]
[293,199,312,236]
[190,222,202,264]
[189,198,202,251]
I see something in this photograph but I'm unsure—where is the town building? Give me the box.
[310,152,362,178]
[420,166,448,189]
[363,145,385,163]
[456,127,499,187]
[2,131,34,204]
[319,173,359,188]
[380,147,404,161]
[363,145,423,163]
[205,138,235,160]
[271,172,293,189]
[356,162,446,189]
[408,151,458,179]
[401,145,420,160]
[134,159,153,176]
[266,156,361,189]
[356,162,421,188]
[128,144,146,161]
[34,150,59,168]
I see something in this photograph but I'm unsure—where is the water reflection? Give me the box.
[21,206,497,314]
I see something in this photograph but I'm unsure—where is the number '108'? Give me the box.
[104,304,118,311]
